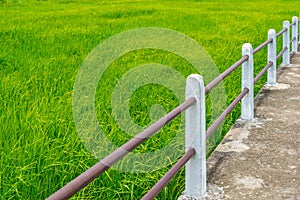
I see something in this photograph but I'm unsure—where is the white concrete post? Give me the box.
[241,43,254,120]
[299,13,300,43]
[267,29,277,86]
[185,74,206,199]
[283,20,290,65]
[292,16,298,53]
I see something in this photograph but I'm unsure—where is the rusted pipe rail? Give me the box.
[47,97,196,200]
[290,21,296,27]
[141,148,196,200]
[205,55,249,93]
[206,87,249,139]
[253,38,273,54]
[290,36,296,45]
[276,46,288,60]
[276,27,288,37]
[254,61,273,84]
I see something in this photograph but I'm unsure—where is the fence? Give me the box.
[47,16,299,200]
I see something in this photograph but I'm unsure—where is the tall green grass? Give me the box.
[1,0,300,199]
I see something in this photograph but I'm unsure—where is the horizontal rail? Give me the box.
[205,55,249,93]
[290,36,296,45]
[253,38,273,54]
[276,27,288,37]
[254,61,273,84]
[290,21,296,27]
[141,148,196,200]
[276,46,288,60]
[206,87,249,139]
[47,97,197,200]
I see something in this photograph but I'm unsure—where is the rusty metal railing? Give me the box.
[47,97,196,200]
[141,148,196,200]
[277,46,288,60]
[47,15,299,200]
[254,61,273,84]
[253,38,273,54]
[205,55,249,93]
[276,27,288,37]
[206,87,249,139]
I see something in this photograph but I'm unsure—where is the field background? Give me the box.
[1,0,300,199]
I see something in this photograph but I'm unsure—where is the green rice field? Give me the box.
[1,0,300,199]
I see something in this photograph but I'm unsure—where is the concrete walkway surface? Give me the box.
[206,53,300,199]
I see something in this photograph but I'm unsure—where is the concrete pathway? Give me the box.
[206,54,300,199]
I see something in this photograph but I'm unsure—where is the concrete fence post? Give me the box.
[185,74,206,199]
[283,20,290,65]
[292,16,298,53]
[241,43,254,120]
[299,13,300,43]
[267,29,277,86]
